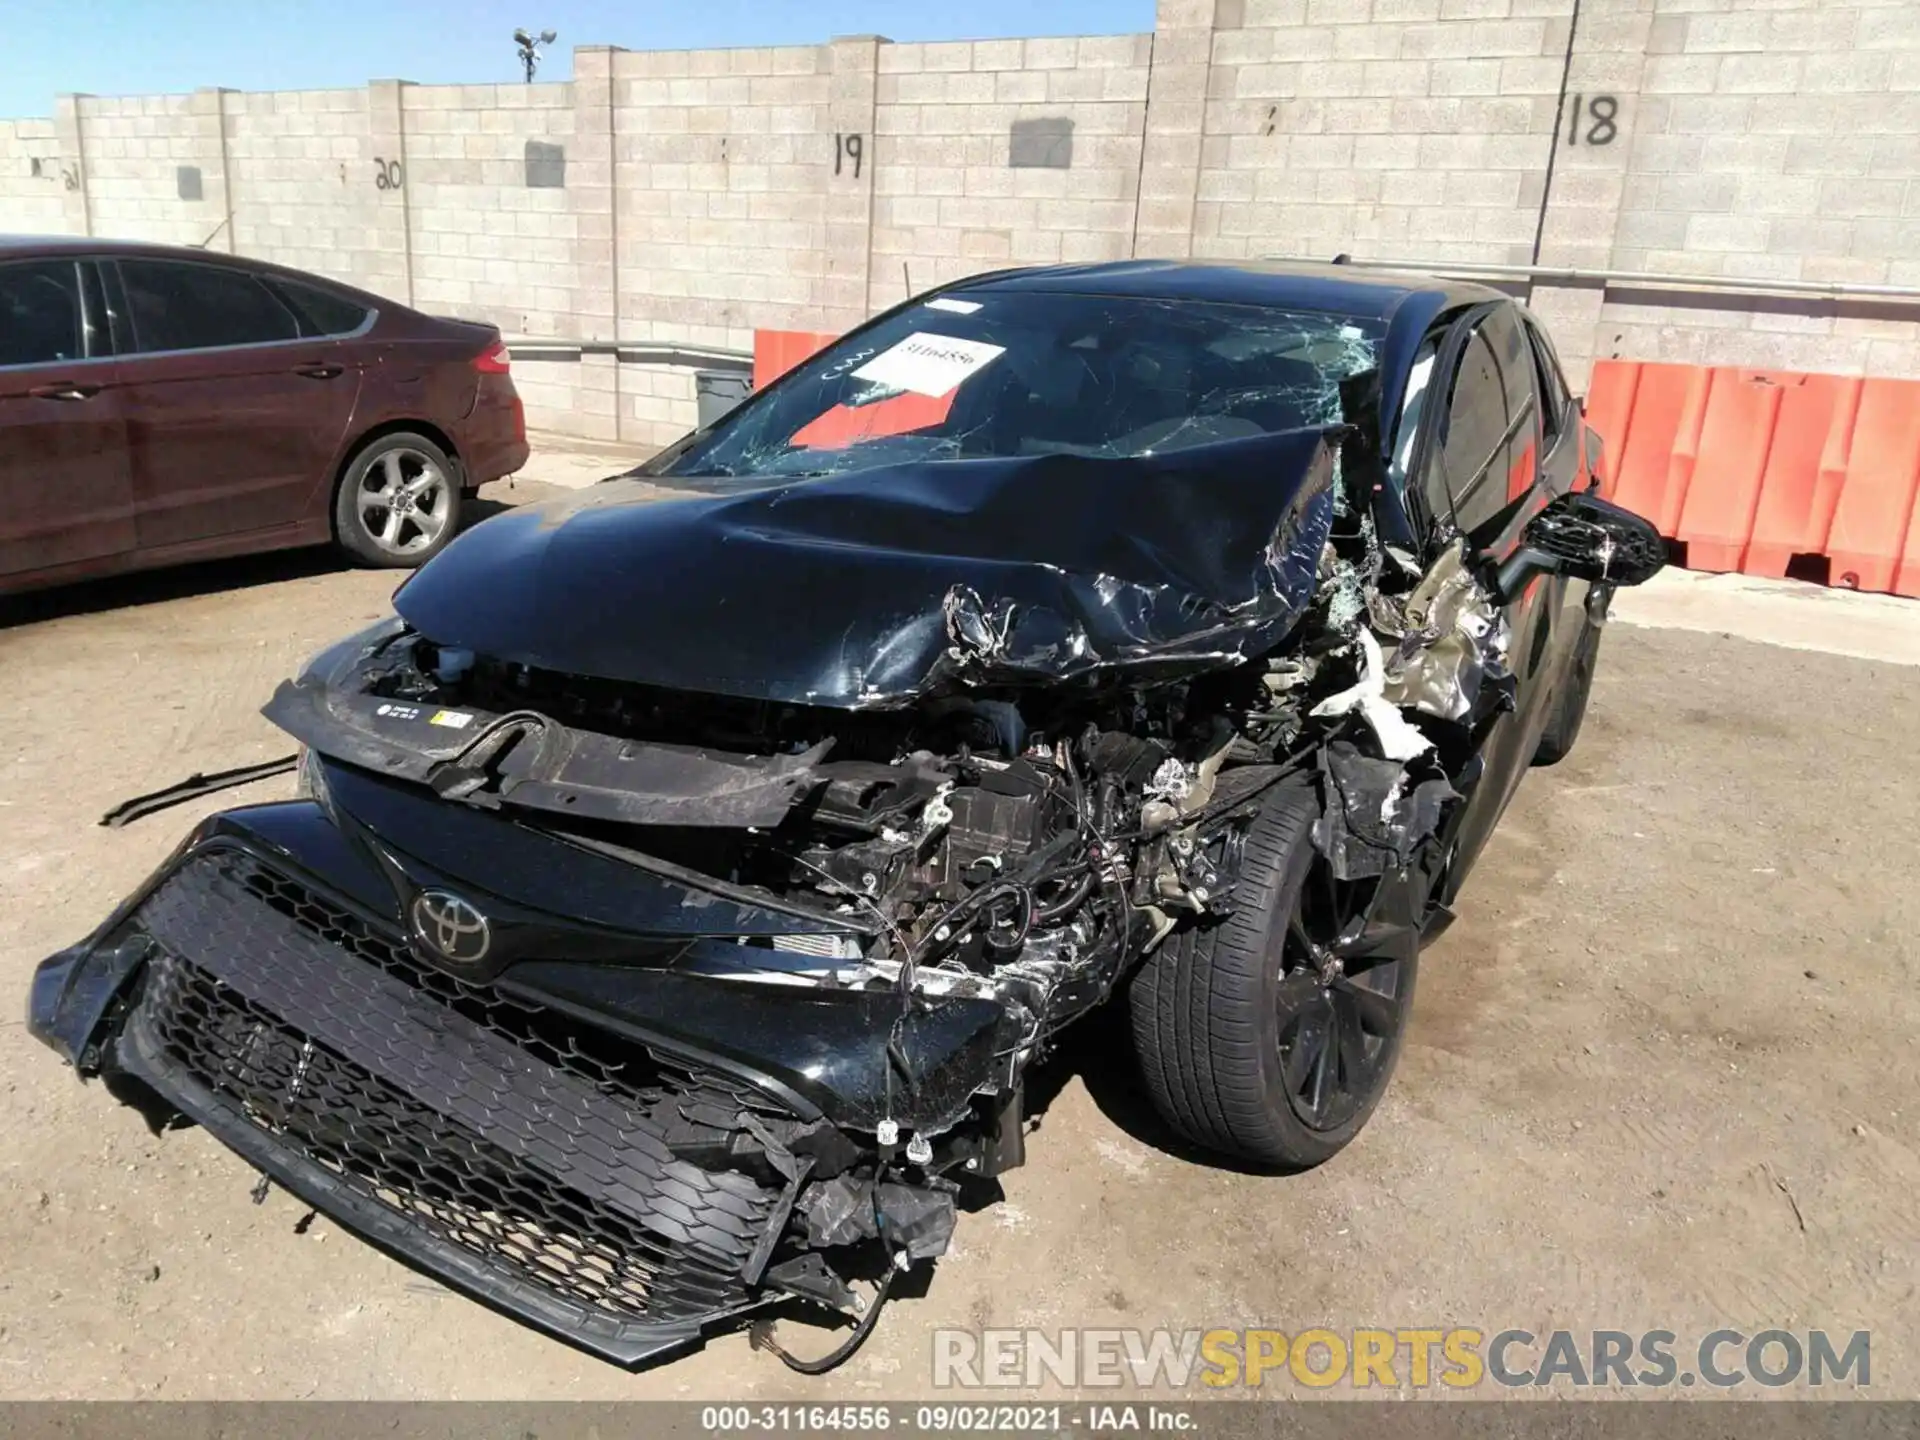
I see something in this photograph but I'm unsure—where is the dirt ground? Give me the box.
[1,462,1916,1400]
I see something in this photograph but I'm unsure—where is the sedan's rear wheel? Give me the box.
[335,433,463,568]
[1129,780,1419,1170]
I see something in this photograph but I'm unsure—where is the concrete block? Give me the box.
[1683,12,1772,53]
[1334,25,1405,60]
[1700,133,1790,173]
[1430,59,1504,94]
[1499,57,1566,94]
[1819,177,1909,218]
[1641,55,1720,94]
[1242,0,1309,23]
[1685,213,1772,253]
[1662,95,1754,133]
[1214,28,1275,64]
[1655,170,1737,211]
[1023,38,1080,70]
[920,42,972,73]
[1715,53,1804,95]
[1469,19,1548,56]
[1268,27,1337,61]
[1361,60,1433,94]
[1859,8,1920,51]
[1869,133,1920,175]
[971,39,1024,71]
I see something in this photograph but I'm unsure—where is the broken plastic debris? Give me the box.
[1309,631,1433,761]
[1311,741,1461,881]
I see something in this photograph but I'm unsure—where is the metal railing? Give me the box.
[1272,256,1920,305]
[503,339,753,368]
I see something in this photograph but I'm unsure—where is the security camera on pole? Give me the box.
[512,27,558,82]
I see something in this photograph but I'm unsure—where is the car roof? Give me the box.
[0,233,406,311]
[948,257,1505,322]
[1,233,234,261]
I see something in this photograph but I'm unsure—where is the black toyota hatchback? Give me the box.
[31,260,1664,1370]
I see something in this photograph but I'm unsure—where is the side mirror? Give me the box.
[1494,490,1665,601]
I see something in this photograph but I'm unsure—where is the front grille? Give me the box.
[123,850,792,1331]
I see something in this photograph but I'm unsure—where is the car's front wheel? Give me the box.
[1533,616,1603,766]
[1129,780,1419,1170]
[334,433,464,568]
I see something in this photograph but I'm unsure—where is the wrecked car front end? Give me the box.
[30,268,1665,1368]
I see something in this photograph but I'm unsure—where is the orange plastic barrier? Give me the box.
[1674,370,1787,574]
[1743,374,1856,582]
[756,328,954,450]
[1827,380,1920,597]
[752,329,837,389]
[1584,360,1920,596]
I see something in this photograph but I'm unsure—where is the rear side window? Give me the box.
[117,259,300,353]
[272,277,373,338]
[0,261,85,367]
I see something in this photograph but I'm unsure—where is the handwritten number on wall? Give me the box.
[833,133,864,180]
[373,158,404,190]
[1565,95,1619,147]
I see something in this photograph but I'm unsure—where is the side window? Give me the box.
[0,261,85,368]
[1485,305,1540,507]
[271,277,373,338]
[117,260,301,354]
[1431,306,1540,537]
[1431,330,1508,535]
[1525,318,1571,446]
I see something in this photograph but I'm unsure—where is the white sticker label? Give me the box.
[852,331,1005,399]
[430,709,475,730]
[375,703,421,722]
[924,296,983,315]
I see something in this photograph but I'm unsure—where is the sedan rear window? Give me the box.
[118,259,301,353]
[0,261,84,368]
[272,277,373,337]
[663,292,1385,481]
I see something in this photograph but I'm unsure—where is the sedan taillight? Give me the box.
[474,341,512,375]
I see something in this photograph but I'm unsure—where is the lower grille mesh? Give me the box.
[127,851,788,1330]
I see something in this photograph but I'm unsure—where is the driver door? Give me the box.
[0,257,135,582]
[1411,301,1568,893]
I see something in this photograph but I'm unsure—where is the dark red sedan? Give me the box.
[0,236,529,595]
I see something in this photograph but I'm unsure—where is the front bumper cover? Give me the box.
[28,799,1002,1367]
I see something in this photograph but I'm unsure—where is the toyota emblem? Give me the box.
[409,890,492,967]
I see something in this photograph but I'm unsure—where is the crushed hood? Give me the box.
[395,429,1341,707]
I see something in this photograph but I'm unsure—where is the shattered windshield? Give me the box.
[659,292,1386,481]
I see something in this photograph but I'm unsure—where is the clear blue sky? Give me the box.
[0,0,1156,117]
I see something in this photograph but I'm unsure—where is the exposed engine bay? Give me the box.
[234,433,1527,1363]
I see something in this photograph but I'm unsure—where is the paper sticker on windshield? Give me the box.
[852,332,1004,399]
[924,297,982,315]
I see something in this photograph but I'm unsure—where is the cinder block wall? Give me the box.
[404,82,582,337]
[0,119,77,233]
[1193,2,1562,265]
[868,34,1152,307]
[73,92,229,249]
[4,0,1918,444]
[221,87,406,296]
